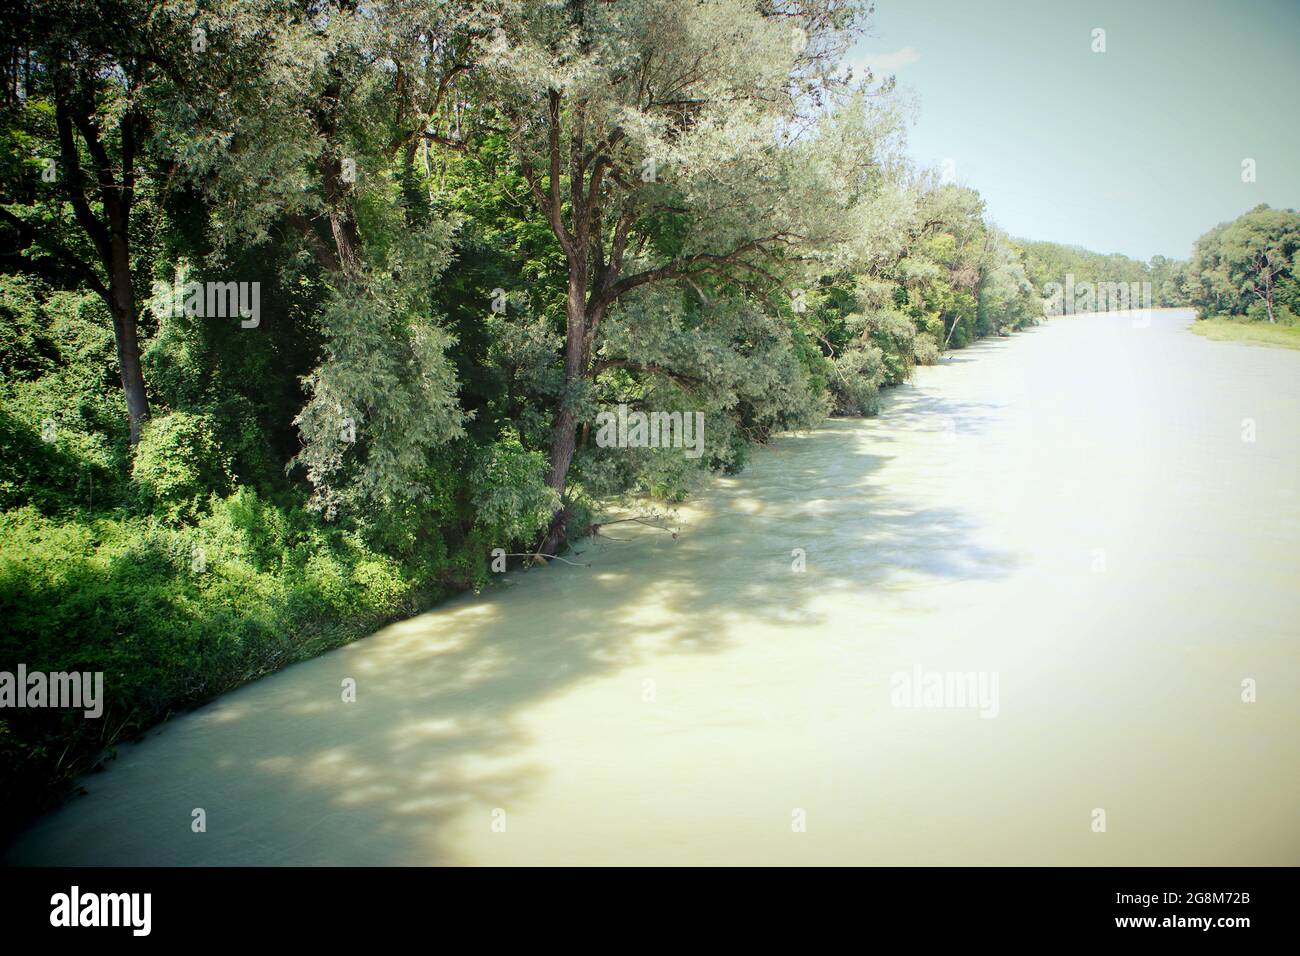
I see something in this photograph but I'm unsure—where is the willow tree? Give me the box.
[482,0,882,551]
[177,0,502,514]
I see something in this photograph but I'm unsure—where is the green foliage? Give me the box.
[131,411,234,523]
[0,277,129,514]
[829,344,885,416]
[291,249,464,518]
[471,435,561,546]
[868,309,919,385]
[0,486,442,835]
[1186,205,1300,322]
[913,332,943,366]
[1019,239,1158,295]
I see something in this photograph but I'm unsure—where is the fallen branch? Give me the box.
[498,552,592,568]
[589,516,679,539]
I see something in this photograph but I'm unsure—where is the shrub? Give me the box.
[0,492,424,844]
[914,331,943,366]
[0,278,130,514]
[869,309,918,385]
[1246,301,1295,325]
[0,408,86,514]
[131,411,234,522]
[471,434,561,546]
[828,344,885,416]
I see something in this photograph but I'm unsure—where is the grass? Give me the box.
[1189,317,1300,350]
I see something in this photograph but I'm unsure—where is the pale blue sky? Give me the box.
[850,0,1300,261]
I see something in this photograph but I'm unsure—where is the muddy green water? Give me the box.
[7,308,1299,865]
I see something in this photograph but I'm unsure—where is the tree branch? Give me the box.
[0,206,108,300]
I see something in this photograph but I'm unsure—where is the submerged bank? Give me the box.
[7,308,1298,865]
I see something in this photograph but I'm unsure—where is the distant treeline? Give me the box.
[1014,205,1300,325]
[1016,240,1188,309]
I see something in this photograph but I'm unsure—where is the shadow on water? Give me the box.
[864,386,1006,442]
[934,335,1022,365]
[7,418,1018,865]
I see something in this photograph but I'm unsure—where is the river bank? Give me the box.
[1189,316,1300,350]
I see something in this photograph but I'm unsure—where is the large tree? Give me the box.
[0,0,194,442]
[1217,206,1300,324]
[1187,205,1300,322]
[177,0,502,514]
[481,0,882,551]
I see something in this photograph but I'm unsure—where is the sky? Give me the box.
[847,0,1300,261]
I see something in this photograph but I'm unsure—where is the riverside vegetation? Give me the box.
[1,0,1287,842]
[1183,204,1300,347]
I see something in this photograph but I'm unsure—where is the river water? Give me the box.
[7,308,1298,865]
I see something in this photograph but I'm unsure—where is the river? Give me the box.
[7,308,1298,865]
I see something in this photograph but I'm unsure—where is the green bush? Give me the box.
[471,434,561,546]
[829,344,885,416]
[869,310,918,385]
[0,491,427,843]
[0,278,130,515]
[914,332,943,365]
[131,411,235,522]
[0,408,86,514]
[1246,301,1295,325]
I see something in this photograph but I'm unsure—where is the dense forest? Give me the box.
[7,0,1286,840]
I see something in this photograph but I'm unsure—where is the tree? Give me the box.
[0,0,193,442]
[1187,206,1300,322]
[175,0,500,514]
[1218,206,1300,323]
[481,0,880,551]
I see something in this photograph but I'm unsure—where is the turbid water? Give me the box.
[7,308,1298,865]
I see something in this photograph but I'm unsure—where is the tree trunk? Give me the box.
[943,311,961,350]
[52,77,151,443]
[540,270,591,554]
[107,202,149,443]
[329,208,363,276]
[109,286,149,445]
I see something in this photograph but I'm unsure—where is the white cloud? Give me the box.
[851,46,922,74]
